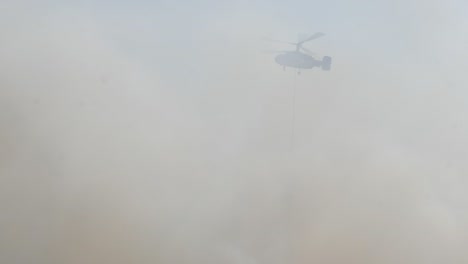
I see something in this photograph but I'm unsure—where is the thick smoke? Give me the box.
[2,1,468,263]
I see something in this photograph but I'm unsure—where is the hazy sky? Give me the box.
[2,1,468,263]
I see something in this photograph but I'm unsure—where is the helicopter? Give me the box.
[267,32,332,74]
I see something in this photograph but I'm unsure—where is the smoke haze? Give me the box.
[2,1,468,263]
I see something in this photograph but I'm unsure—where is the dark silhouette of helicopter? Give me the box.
[267,32,331,74]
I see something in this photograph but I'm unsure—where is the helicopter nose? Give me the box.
[274,54,284,63]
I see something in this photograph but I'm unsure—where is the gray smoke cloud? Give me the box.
[2,1,468,263]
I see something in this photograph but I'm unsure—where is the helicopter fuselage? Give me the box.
[275,51,321,69]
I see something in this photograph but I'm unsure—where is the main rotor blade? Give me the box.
[298,32,325,45]
[300,46,316,55]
